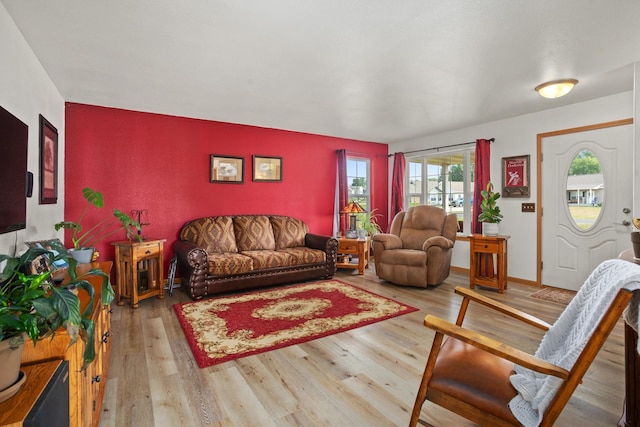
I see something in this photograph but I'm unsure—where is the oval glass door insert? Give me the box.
[566,149,603,230]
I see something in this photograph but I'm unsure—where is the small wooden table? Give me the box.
[618,249,640,427]
[336,237,370,275]
[469,234,510,293]
[112,239,166,308]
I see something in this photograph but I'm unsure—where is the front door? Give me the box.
[541,122,633,290]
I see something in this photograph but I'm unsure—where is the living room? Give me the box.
[2,2,640,426]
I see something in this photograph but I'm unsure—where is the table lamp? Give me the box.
[340,201,366,238]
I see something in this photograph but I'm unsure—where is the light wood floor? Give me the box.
[99,268,626,427]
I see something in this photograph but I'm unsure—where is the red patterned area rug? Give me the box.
[174,280,418,368]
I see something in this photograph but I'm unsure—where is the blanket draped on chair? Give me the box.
[509,259,640,427]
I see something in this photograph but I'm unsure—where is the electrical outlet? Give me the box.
[522,203,535,213]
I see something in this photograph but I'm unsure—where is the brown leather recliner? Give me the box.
[372,205,457,287]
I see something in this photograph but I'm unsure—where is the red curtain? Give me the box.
[389,152,405,231]
[334,149,348,235]
[472,139,491,234]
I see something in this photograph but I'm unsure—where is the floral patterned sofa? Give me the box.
[174,215,338,299]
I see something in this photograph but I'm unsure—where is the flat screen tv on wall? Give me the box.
[0,105,29,234]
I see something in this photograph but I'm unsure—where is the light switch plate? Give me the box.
[522,203,535,213]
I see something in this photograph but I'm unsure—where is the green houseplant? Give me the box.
[358,208,383,237]
[54,187,141,262]
[0,244,114,397]
[477,182,503,236]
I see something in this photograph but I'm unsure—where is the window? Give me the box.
[407,149,474,233]
[347,157,370,210]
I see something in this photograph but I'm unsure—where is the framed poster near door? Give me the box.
[502,154,530,198]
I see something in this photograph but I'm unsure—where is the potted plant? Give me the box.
[55,187,141,262]
[477,182,503,236]
[0,245,113,400]
[358,208,383,237]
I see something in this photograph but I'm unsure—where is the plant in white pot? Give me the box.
[477,182,503,236]
[54,187,141,262]
[0,245,113,401]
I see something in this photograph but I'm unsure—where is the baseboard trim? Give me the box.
[450,266,537,288]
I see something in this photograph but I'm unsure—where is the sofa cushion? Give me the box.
[270,216,308,249]
[207,252,253,276]
[241,250,292,270]
[233,216,276,251]
[277,247,326,265]
[180,217,238,253]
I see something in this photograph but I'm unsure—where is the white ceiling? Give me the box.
[3,1,640,143]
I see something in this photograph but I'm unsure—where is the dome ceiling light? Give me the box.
[535,78,579,99]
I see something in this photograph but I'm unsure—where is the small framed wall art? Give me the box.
[210,155,244,183]
[253,155,282,182]
[502,154,530,198]
[39,114,58,204]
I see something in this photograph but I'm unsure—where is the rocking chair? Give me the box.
[409,259,640,427]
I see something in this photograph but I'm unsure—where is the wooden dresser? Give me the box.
[20,261,113,427]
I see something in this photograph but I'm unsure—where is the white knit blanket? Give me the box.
[509,259,640,427]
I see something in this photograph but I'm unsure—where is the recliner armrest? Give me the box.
[372,233,403,250]
[421,235,454,251]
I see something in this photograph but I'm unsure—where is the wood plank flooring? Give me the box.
[99,269,626,426]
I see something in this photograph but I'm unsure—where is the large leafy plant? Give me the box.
[0,244,114,369]
[477,182,503,224]
[54,187,141,250]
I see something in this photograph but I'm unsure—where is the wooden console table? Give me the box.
[336,237,370,275]
[0,360,67,427]
[112,238,166,308]
[469,234,510,293]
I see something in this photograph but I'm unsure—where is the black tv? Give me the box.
[0,105,29,234]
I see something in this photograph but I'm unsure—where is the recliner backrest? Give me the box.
[397,206,449,250]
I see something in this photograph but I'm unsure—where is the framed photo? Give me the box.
[502,155,530,198]
[253,156,282,182]
[210,155,244,183]
[39,114,58,204]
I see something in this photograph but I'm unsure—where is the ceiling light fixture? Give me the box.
[535,78,578,99]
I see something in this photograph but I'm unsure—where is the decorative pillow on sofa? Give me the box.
[270,216,308,249]
[233,216,276,251]
[180,217,238,253]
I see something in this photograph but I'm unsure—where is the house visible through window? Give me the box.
[346,157,370,226]
[407,149,474,233]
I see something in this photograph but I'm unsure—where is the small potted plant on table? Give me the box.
[55,187,141,263]
[478,182,503,236]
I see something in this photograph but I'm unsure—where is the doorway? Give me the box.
[537,119,633,290]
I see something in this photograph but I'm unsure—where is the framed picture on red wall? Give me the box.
[253,155,282,182]
[39,114,58,204]
[502,154,530,198]
[210,155,244,183]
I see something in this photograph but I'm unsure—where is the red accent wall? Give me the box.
[64,103,388,270]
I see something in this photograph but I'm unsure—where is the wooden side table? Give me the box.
[618,248,640,427]
[112,239,166,308]
[336,237,370,275]
[469,234,510,293]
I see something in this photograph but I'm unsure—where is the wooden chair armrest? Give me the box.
[424,315,569,379]
[454,286,552,331]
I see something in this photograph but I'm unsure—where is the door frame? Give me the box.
[535,118,633,286]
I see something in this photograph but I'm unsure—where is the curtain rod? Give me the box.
[388,138,494,157]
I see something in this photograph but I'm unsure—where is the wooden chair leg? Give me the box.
[410,333,444,427]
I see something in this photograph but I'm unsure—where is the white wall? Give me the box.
[0,3,65,256]
[389,91,634,283]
